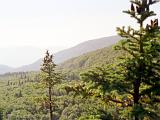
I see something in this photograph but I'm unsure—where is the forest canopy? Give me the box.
[0,0,159,120]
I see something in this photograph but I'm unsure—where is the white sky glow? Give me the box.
[0,0,159,67]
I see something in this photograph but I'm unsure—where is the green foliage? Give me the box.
[40,50,62,120]
[40,50,61,86]
[0,1,159,120]
[58,46,124,80]
[116,0,160,119]
[68,0,160,120]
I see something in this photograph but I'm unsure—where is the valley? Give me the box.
[0,0,160,120]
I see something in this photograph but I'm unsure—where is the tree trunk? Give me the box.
[135,116,139,120]
[133,78,140,120]
[133,22,144,120]
[133,80,140,104]
[49,86,53,120]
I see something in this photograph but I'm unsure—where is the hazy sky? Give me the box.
[0,0,159,67]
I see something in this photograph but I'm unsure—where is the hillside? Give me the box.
[17,35,121,72]
[54,35,121,64]
[0,35,121,74]
[57,45,124,75]
[12,58,42,73]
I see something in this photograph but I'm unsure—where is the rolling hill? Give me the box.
[57,46,124,74]
[0,35,121,74]
[54,35,121,64]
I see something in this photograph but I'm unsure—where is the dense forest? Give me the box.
[0,0,160,120]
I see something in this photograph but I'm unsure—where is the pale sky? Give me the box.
[0,0,159,67]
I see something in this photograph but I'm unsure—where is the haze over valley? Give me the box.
[0,35,121,74]
[0,0,159,119]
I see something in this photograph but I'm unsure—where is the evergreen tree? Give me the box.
[116,0,160,119]
[70,0,160,119]
[40,50,61,120]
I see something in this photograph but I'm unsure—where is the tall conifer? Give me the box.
[40,50,61,120]
[116,0,160,119]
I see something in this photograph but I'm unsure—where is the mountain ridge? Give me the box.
[0,35,121,74]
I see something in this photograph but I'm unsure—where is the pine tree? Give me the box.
[40,50,61,120]
[70,0,160,119]
[116,0,160,119]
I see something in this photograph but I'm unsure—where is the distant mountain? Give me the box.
[0,35,121,74]
[17,35,121,72]
[54,35,121,64]
[12,59,42,73]
[0,65,14,74]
